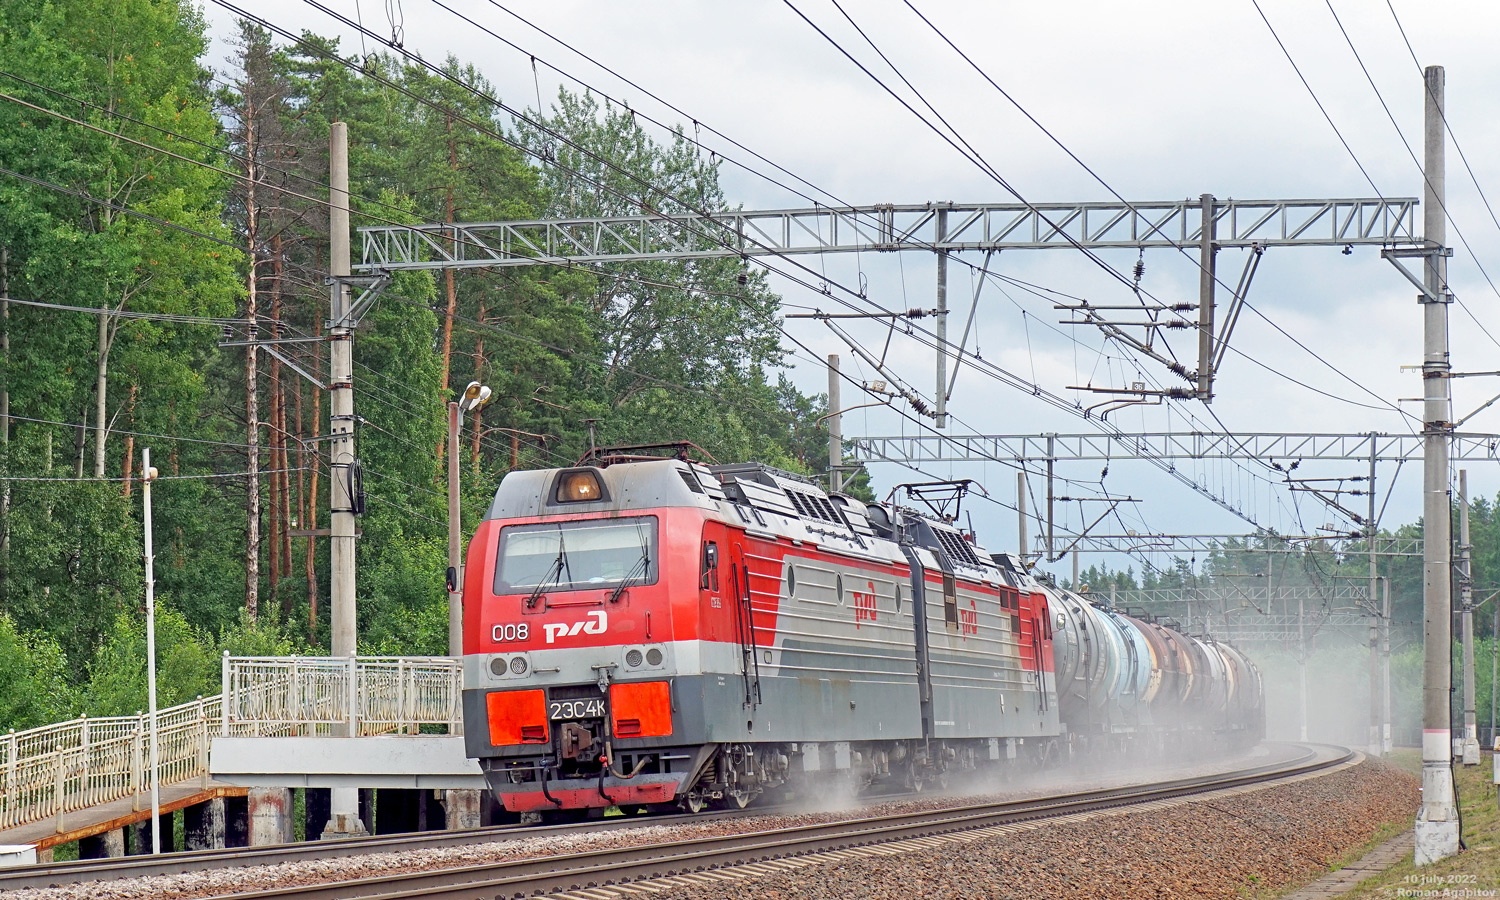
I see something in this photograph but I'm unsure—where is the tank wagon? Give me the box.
[460,451,1264,814]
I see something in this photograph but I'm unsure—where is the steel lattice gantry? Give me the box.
[1045,534,1424,556]
[853,431,1500,464]
[355,197,1420,270]
[1162,614,1386,644]
[1105,583,1374,608]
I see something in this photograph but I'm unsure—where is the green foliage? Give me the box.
[80,605,217,716]
[76,604,306,719]
[0,613,73,730]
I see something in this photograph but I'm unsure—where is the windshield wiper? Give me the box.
[525,529,569,609]
[607,525,651,604]
[607,553,650,604]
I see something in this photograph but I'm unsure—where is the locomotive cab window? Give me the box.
[700,541,719,591]
[494,516,657,595]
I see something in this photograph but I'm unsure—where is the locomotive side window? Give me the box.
[836,574,845,606]
[700,541,719,591]
[943,574,958,631]
[894,584,902,614]
[784,561,798,599]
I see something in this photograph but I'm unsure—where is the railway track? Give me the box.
[0,805,755,892]
[4,743,1353,900]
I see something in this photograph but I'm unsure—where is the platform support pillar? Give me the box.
[186,797,226,850]
[249,787,293,847]
[79,827,125,859]
[445,789,481,830]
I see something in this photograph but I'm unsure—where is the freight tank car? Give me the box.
[459,451,1261,814]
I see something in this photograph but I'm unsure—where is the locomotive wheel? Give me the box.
[717,790,753,810]
[681,792,707,814]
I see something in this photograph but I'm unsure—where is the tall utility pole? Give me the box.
[1298,591,1308,742]
[448,399,463,655]
[329,119,357,665]
[1413,64,1459,867]
[934,205,949,429]
[1491,599,1498,750]
[1368,436,1381,757]
[1459,470,1479,765]
[324,121,366,840]
[1016,471,1027,562]
[1383,576,1393,754]
[827,354,842,492]
[142,448,161,854]
[1,248,10,567]
[448,382,490,656]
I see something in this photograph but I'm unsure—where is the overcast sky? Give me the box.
[204,0,1500,578]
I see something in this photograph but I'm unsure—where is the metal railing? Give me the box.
[0,655,461,836]
[0,697,218,834]
[221,656,463,736]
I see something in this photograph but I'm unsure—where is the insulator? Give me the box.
[1133,259,1145,282]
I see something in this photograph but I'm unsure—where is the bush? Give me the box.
[0,614,74,730]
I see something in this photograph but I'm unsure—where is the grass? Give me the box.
[1335,750,1500,898]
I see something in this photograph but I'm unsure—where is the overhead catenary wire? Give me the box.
[324,0,1272,533]
[778,0,1388,534]
[0,5,1284,540]
[219,0,1164,509]
[0,467,309,483]
[1385,1,1500,244]
[232,0,1397,520]
[1323,1,1500,354]
[868,0,1420,431]
[426,0,1334,502]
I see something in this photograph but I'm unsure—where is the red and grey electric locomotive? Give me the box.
[459,449,1263,814]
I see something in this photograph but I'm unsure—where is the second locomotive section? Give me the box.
[460,457,1260,814]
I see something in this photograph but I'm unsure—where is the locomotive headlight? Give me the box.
[557,470,603,502]
[510,656,528,675]
[625,649,644,668]
[490,657,508,676]
[645,647,663,666]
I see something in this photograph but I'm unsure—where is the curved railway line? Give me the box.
[3,744,1356,899]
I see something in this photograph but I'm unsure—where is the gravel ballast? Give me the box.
[7,748,1409,900]
[649,757,1420,900]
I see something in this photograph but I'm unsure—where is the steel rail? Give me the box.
[0,805,762,891]
[221,745,1350,900]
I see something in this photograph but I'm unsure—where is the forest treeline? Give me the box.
[0,1,852,729]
